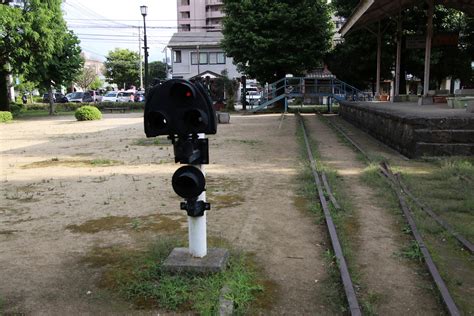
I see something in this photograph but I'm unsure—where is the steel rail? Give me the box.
[379,164,460,316]
[394,173,474,254]
[326,116,472,252]
[323,115,461,315]
[297,113,361,316]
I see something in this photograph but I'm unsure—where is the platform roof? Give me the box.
[340,0,474,36]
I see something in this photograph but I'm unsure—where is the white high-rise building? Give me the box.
[168,0,240,80]
[177,0,224,32]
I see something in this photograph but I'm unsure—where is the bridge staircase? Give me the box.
[249,76,370,113]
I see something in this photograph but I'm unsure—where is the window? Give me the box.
[179,24,191,31]
[191,52,208,65]
[209,52,226,64]
[181,11,190,19]
[181,0,189,5]
[174,50,182,63]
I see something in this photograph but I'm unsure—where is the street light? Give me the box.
[140,5,149,93]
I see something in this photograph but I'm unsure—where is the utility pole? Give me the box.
[138,26,143,90]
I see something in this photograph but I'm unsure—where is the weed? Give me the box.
[397,241,423,262]
[134,138,172,146]
[84,237,265,314]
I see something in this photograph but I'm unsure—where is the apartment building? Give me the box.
[177,0,224,32]
[169,0,240,80]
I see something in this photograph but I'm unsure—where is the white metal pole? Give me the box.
[188,133,207,258]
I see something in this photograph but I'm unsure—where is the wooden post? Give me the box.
[423,0,434,97]
[394,15,402,99]
[376,22,382,98]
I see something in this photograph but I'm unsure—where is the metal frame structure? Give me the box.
[339,0,474,101]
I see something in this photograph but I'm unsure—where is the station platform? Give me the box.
[339,101,474,158]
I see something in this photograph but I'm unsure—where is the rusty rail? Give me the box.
[324,115,461,315]
[297,113,361,316]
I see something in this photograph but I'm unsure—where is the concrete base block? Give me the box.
[467,104,474,113]
[163,247,229,274]
[217,112,230,124]
[392,95,405,102]
[418,96,433,105]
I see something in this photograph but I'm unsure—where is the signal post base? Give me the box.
[163,247,229,274]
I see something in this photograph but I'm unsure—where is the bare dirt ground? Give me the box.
[1,113,332,314]
[303,114,440,315]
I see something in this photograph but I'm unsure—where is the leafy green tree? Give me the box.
[221,0,333,84]
[89,77,103,90]
[149,61,168,82]
[26,31,83,114]
[0,0,67,110]
[329,1,473,92]
[104,49,140,89]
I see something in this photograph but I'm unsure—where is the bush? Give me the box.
[75,106,102,121]
[0,111,13,122]
[9,103,24,117]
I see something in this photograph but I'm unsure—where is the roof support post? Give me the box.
[423,0,434,97]
[376,22,382,98]
[394,14,402,99]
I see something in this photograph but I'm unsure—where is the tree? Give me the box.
[149,61,168,83]
[89,77,103,90]
[26,30,83,114]
[1,0,64,110]
[104,49,140,89]
[221,0,333,84]
[76,66,97,90]
[328,0,474,92]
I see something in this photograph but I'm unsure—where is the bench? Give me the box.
[103,107,129,113]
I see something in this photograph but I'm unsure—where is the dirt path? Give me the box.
[0,113,331,314]
[303,114,439,315]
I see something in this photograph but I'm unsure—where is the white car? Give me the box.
[246,90,262,105]
[117,91,134,102]
[102,91,119,102]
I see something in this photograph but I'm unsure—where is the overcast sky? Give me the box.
[63,0,177,63]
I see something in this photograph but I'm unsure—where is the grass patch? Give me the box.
[400,157,474,241]
[66,214,186,234]
[83,237,266,314]
[134,137,172,146]
[22,158,122,168]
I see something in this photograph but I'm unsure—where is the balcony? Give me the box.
[206,10,224,19]
[206,0,223,5]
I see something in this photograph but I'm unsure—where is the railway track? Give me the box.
[319,114,463,316]
[296,113,362,316]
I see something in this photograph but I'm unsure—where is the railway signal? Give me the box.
[144,79,217,258]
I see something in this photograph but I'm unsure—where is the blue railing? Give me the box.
[250,77,369,112]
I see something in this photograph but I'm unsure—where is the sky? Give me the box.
[63,0,177,63]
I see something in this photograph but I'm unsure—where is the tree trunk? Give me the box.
[0,69,10,111]
[48,85,55,115]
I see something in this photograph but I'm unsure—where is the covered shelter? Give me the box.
[339,0,474,103]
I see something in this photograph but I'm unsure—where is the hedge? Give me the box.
[0,111,13,122]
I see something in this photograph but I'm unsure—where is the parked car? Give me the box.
[118,91,135,102]
[246,90,262,105]
[102,91,119,102]
[88,90,102,102]
[134,91,145,102]
[42,93,68,103]
[68,91,94,103]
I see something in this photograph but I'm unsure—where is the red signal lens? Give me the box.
[185,91,192,97]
